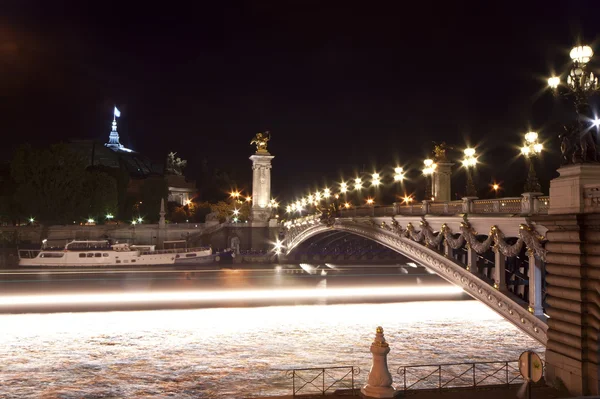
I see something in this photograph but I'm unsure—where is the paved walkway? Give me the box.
[247,383,570,399]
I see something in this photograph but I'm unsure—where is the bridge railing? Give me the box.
[396,360,525,391]
[284,366,360,397]
[336,195,550,218]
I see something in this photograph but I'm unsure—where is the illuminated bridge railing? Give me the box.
[396,360,527,392]
[338,195,550,218]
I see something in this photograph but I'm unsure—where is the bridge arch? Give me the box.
[283,216,548,345]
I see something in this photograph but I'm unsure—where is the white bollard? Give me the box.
[361,326,397,398]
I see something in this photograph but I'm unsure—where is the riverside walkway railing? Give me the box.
[396,360,525,391]
[285,366,360,397]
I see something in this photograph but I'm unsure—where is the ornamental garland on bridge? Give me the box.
[383,216,547,261]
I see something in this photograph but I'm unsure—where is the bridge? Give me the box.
[272,174,599,396]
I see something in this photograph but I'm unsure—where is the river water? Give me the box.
[0,264,545,398]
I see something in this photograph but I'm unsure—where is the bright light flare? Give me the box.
[570,45,593,64]
[524,131,538,143]
[371,173,380,186]
[0,286,464,307]
[232,208,240,216]
[246,196,252,203]
[366,198,374,205]
[548,76,560,88]
[593,118,600,127]
[340,182,347,193]
[394,167,404,181]
[492,184,500,191]
[402,195,413,204]
[106,214,114,219]
[354,177,362,190]
[87,218,94,224]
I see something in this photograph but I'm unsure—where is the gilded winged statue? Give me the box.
[250,131,271,153]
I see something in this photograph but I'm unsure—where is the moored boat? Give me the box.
[18,240,177,267]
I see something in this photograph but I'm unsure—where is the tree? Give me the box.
[209,200,250,223]
[11,144,89,224]
[83,169,118,220]
[138,177,169,223]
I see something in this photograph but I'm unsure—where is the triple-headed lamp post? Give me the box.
[521,131,543,193]
[548,45,600,163]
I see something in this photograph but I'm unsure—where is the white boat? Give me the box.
[161,240,219,265]
[18,240,177,267]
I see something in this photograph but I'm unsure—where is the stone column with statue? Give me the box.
[432,142,454,202]
[249,131,275,226]
[361,326,397,398]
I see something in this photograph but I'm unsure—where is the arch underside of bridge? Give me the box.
[288,230,408,261]
[284,217,548,345]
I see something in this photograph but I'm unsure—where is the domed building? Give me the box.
[69,109,196,208]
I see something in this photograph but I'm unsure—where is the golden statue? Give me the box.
[250,131,271,153]
[433,141,451,163]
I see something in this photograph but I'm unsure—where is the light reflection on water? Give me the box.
[0,301,544,398]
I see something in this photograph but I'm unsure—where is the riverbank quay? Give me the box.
[246,383,569,398]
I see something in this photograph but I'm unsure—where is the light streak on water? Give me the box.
[0,285,463,307]
[0,301,545,398]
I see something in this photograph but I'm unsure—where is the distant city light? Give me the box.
[246,196,252,202]
[106,214,114,219]
[137,217,143,223]
[366,198,374,205]
[233,208,240,216]
[87,218,94,224]
[29,218,34,223]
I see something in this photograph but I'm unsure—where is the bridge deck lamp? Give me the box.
[137,217,143,223]
[462,148,477,197]
[354,177,362,190]
[245,196,252,203]
[340,182,348,193]
[521,131,543,193]
[323,188,331,197]
[344,202,351,208]
[366,198,374,206]
[106,214,114,220]
[372,173,381,187]
[87,218,95,224]
[232,208,240,216]
[314,191,322,201]
[423,159,435,200]
[402,195,413,205]
[393,167,405,182]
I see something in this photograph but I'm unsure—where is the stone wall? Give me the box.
[535,214,599,395]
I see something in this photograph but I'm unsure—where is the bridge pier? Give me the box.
[537,213,599,396]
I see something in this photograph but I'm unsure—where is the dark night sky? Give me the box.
[2,1,600,202]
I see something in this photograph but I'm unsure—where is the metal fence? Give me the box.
[285,366,360,397]
[396,360,524,391]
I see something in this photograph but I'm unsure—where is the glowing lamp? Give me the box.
[340,182,347,193]
[548,76,560,89]
[570,45,593,64]
[525,132,538,143]
[87,218,94,224]
[464,148,475,157]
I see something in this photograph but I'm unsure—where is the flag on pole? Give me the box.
[114,106,121,118]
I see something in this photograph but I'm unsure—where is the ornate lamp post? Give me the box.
[521,131,543,193]
[462,148,477,197]
[423,159,436,200]
[548,45,600,163]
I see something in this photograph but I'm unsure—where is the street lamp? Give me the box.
[393,167,405,182]
[492,183,500,198]
[371,173,381,187]
[340,181,348,193]
[423,159,436,200]
[354,177,362,190]
[462,148,477,197]
[521,131,543,193]
[548,44,600,163]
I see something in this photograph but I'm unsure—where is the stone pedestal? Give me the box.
[249,152,274,226]
[433,162,454,202]
[549,164,600,214]
[533,213,599,396]
[521,192,543,215]
[361,327,397,398]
